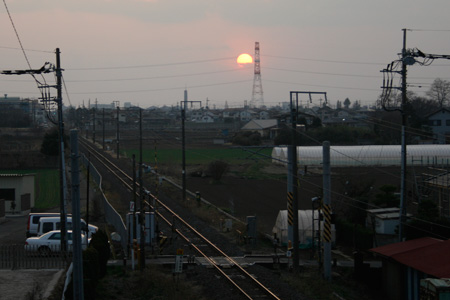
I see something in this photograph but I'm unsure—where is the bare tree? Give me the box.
[426,78,450,108]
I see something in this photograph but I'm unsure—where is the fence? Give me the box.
[0,244,68,270]
[81,154,128,251]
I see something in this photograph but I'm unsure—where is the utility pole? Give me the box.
[70,129,84,300]
[381,29,450,241]
[288,92,299,271]
[322,141,332,281]
[398,28,408,242]
[116,106,120,160]
[92,107,96,144]
[289,91,327,271]
[132,154,137,255]
[102,108,105,150]
[180,89,201,201]
[139,108,145,270]
[56,48,68,253]
[86,152,90,229]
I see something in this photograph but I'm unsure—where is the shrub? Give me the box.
[89,229,111,278]
[207,161,229,182]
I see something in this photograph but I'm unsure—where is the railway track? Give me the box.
[79,138,281,300]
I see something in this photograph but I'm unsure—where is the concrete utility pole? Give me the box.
[92,107,96,144]
[56,48,68,253]
[70,129,84,300]
[289,91,328,271]
[116,106,120,160]
[180,89,201,201]
[102,108,105,150]
[288,92,299,271]
[398,28,408,242]
[322,141,332,281]
[139,108,145,270]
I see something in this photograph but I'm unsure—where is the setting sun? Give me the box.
[237,53,253,64]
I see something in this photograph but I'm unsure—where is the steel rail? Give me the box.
[78,138,281,300]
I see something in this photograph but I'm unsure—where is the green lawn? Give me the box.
[123,147,274,165]
[0,169,60,210]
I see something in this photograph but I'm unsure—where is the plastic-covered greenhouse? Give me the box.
[272,145,450,167]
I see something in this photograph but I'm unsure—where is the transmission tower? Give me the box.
[251,41,264,108]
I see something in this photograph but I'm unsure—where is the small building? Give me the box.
[0,174,35,215]
[370,237,450,300]
[241,119,278,139]
[366,207,412,235]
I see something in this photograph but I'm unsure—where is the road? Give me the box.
[0,215,28,245]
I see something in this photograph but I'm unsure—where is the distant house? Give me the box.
[259,111,270,120]
[241,119,278,139]
[239,109,254,122]
[370,237,450,300]
[426,108,450,144]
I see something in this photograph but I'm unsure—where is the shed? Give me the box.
[370,237,450,300]
[0,173,35,214]
[366,208,412,235]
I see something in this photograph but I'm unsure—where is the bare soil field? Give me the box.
[186,164,411,236]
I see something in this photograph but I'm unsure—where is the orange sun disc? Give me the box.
[237,53,253,64]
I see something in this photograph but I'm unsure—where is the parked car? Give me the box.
[26,213,65,237]
[24,230,89,255]
[37,216,98,238]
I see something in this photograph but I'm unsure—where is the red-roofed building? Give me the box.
[370,237,450,300]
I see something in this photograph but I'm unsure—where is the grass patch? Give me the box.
[0,169,60,210]
[122,147,273,165]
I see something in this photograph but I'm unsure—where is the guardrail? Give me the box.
[81,154,128,251]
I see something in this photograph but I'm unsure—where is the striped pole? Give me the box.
[323,141,332,280]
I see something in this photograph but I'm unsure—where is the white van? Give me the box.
[37,216,98,238]
[26,213,70,237]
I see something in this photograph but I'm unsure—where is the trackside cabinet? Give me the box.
[127,212,155,245]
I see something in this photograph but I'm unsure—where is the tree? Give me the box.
[426,78,450,108]
[336,100,342,109]
[351,100,361,110]
[374,185,399,208]
[343,98,351,109]
[40,128,60,156]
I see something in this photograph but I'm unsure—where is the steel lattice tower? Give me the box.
[251,41,264,107]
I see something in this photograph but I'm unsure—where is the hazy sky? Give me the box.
[1,0,450,109]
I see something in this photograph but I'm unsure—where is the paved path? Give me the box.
[0,269,64,300]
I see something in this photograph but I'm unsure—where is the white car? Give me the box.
[24,230,89,255]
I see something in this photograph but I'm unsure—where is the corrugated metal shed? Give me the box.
[370,237,450,278]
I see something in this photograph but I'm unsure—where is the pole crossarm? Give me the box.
[1,62,55,75]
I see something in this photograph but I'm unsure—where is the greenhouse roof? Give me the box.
[272,144,450,167]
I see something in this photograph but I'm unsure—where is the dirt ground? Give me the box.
[186,164,410,236]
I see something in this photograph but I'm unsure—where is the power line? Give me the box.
[0,45,54,53]
[263,54,386,66]
[64,79,253,95]
[68,57,235,71]
[64,67,252,83]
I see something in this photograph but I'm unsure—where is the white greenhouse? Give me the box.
[272,210,336,248]
[271,144,450,167]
